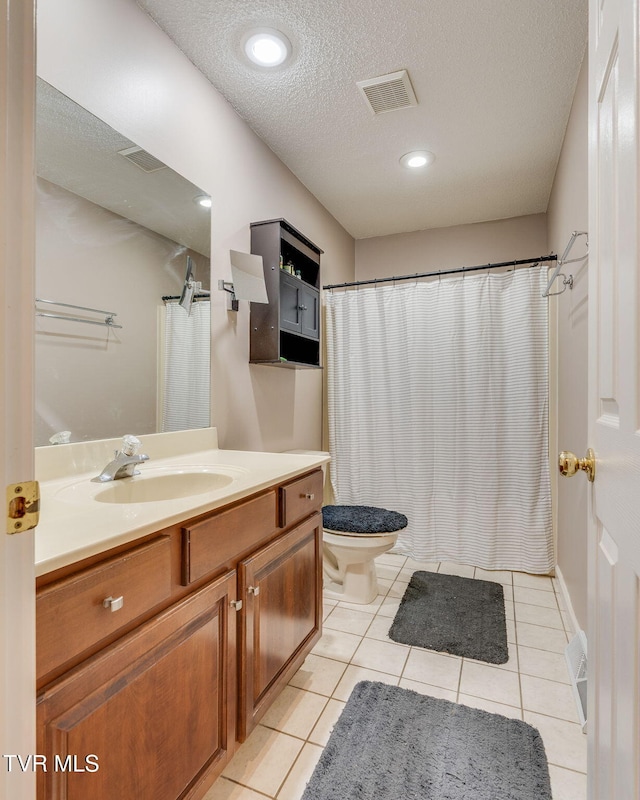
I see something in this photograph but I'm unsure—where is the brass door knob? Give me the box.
[558,449,596,482]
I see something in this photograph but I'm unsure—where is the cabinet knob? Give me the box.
[304,493,315,500]
[230,599,243,611]
[102,595,124,612]
[248,585,260,596]
[298,305,308,311]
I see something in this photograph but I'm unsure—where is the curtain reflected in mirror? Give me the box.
[35,79,211,446]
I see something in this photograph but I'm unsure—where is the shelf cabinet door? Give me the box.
[279,271,302,333]
[37,572,238,800]
[279,271,320,340]
[238,512,322,740]
[299,284,319,340]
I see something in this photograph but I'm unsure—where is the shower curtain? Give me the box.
[325,266,553,574]
[160,300,210,431]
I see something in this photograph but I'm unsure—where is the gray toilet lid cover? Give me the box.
[322,505,408,534]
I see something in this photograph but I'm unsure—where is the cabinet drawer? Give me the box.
[278,470,323,528]
[183,491,277,585]
[37,536,171,680]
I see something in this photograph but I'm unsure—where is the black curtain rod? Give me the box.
[322,253,557,291]
[161,294,210,301]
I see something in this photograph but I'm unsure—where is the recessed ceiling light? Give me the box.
[194,195,212,208]
[400,150,435,169]
[243,28,291,67]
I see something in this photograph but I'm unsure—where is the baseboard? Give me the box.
[554,564,581,637]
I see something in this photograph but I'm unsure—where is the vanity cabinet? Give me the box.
[37,573,237,800]
[238,512,322,739]
[249,218,323,368]
[36,469,323,800]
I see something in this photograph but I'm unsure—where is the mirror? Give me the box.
[35,79,211,446]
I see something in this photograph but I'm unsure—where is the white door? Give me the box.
[0,0,37,798]
[588,0,640,797]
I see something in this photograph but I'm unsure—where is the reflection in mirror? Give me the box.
[35,79,211,446]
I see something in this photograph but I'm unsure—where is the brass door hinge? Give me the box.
[6,481,40,534]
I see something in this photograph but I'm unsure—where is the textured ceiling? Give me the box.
[137,0,587,239]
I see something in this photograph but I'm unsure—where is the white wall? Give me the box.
[355,214,548,280]
[547,55,588,631]
[37,0,355,453]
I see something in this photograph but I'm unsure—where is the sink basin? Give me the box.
[94,471,234,504]
[55,466,248,505]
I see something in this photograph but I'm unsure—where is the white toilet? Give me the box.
[282,452,407,606]
[321,504,408,605]
[322,527,400,604]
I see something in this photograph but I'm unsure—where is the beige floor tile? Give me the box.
[524,712,587,773]
[513,572,555,591]
[375,595,402,618]
[376,577,393,595]
[311,629,362,662]
[332,664,399,702]
[504,599,515,620]
[323,597,338,608]
[548,765,587,800]
[463,645,518,672]
[376,553,408,568]
[260,685,328,739]
[288,654,347,696]
[323,606,375,636]
[459,661,521,707]
[506,618,517,644]
[202,777,268,800]
[515,602,565,630]
[363,614,396,643]
[516,621,568,653]
[500,583,515,603]
[520,674,579,723]
[376,563,402,582]
[222,725,304,797]
[457,693,523,720]
[403,557,440,572]
[397,568,437,584]
[335,594,385,613]
[473,568,514,585]
[398,678,457,702]
[438,561,476,578]
[351,637,409,676]
[308,698,346,746]
[402,648,462,692]
[518,645,570,684]
[276,742,324,800]
[387,580,409,598]
[514,585,560,609]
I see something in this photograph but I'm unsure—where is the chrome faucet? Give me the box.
[92,435,150,483]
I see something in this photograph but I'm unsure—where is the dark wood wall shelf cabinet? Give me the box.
[249,218,323,368]
[36,469,323,800]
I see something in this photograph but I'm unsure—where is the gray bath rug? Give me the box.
[389,570,508,663]
[301,681,552,800]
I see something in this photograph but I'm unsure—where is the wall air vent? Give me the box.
[117,145,168,173]
[356,69,418,115]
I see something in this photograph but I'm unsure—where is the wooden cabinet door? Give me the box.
[238,512,322,740]
[37,572,238,800]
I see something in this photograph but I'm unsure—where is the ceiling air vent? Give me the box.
[356,69,418,115]
[117,145,168,173]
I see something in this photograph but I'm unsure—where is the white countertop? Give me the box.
[35,428,329,577]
